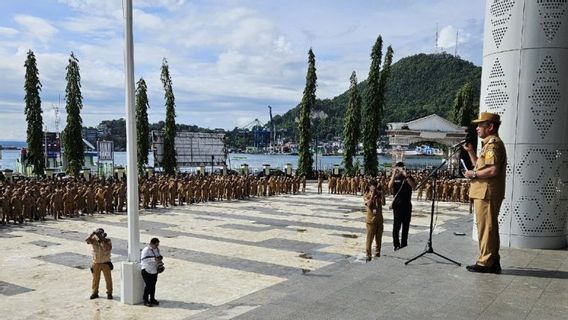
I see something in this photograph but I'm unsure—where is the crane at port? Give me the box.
[268,105,276,146]
[240,119,269,149]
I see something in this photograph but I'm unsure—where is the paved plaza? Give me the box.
[1,183,567,320]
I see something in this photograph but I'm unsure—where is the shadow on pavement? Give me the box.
[155,300,214,310]
[501,268,568,279]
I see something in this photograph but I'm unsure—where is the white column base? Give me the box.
[121,262,144,305]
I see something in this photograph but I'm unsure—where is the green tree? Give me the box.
[62,52,84,174]
[342,71,361,175]
[297,48,317,178]
[135,77,150,176]
[23,49,45,175]
[452,82,475,126]
[377,45,394,122]
[452,82,478,167]
[160,58,177,175]
[363,37,394,176]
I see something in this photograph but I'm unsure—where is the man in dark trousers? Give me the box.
[388,162,416,251]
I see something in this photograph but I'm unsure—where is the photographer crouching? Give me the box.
[388,162,416,251]
[85,228,113,300]
[364,179,385,261]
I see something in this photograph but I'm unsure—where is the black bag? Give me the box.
[156,260,165,273]
[107,261,114,270]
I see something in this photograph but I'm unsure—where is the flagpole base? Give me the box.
[121,262,144,305]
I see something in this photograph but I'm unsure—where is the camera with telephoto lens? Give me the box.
[94,228,107,238]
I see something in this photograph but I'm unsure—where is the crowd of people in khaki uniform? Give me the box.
[0,174,309,224]
[321,171,471,203]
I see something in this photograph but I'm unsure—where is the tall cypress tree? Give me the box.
[135,77,150,176]
[62,52,84,174]
[297,48,317,178]
[24,49,45,175]
[377,45,394,118]
[342,71,361,176]
[362,38,394,176]
[160,58,177,175]
[362,36,383,176]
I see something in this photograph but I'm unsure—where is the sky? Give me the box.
[0,0,485,141]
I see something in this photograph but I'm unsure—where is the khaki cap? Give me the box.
[472,112,501,124]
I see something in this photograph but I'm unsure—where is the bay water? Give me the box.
[0,149,444,173]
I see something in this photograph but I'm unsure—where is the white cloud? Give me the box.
[14,15,58,44]
[0,27,19,37]
[56,0,122,15]
[136,0,187,11]
[60,15,120,36]
[438,25,472,49]
[133,9,163,31]
[0,113,27,140]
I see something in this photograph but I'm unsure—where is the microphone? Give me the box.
[452,139,468,148]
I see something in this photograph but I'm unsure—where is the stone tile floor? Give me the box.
[0,184,566,320]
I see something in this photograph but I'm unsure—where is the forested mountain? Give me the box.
[270,53,481,142]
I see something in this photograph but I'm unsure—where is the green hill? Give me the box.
[271,52,481,142]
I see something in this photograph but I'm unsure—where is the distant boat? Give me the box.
[387,145,443,158]
[415,145,444,156]
[404,149,422,156]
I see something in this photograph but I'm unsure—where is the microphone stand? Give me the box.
[405,146,462,266]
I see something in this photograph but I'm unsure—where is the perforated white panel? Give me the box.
[481,0,568,248]
[509,146,568,235]
[479,52,519,139]
[484,0,523,55]
[515,50,568,144]
[524,0,568,46]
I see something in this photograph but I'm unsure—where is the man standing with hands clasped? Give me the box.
[86,228,113,299]
[463,112,507,274]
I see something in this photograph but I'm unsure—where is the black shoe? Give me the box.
[374,252,380,257]
[107,294,113,300]
[150,299,160,306]
[144,301,153,307]
[489,261,502,274]
[365,256,372,262]
[394,246,400,251]
[466,264,490,273]
[90,293,99,300]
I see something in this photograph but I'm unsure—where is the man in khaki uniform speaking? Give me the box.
[463,112,506,274]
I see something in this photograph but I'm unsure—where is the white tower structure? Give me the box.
[479,0,568,248]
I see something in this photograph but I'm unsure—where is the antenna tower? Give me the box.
[435,23,439,53]
[454,28,459,56]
